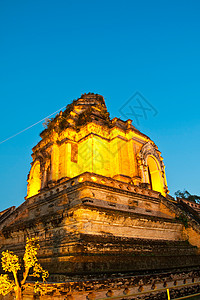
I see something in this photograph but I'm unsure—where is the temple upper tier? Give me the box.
[27,93,168,198]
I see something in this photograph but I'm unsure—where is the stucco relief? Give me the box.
[137,142,168,195]
[138,142,164,169]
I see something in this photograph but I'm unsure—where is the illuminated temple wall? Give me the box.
[27,94,168,199]
[2,93,200,283]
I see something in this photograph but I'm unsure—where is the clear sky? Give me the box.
[0,0,200,211]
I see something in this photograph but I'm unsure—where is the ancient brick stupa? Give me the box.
[1,93,200,299]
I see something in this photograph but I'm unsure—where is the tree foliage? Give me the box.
[0,274,14,296]
[175,189,200,204]
[0,237,49,300]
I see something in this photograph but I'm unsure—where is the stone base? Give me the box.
[2,269,200,300]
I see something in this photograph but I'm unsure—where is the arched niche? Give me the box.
[147,155,163,194]
[27,161,41,198]
[138,142,168,196]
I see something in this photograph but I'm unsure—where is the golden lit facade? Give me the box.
[27,93,168,198]
[2,93,200,292]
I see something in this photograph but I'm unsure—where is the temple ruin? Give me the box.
[1,93,200,299]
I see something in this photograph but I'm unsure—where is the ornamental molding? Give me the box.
[137,142,164,171]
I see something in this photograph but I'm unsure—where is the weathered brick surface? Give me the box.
[1,94,200,299]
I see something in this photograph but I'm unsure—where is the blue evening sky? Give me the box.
[0,0,200,211]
